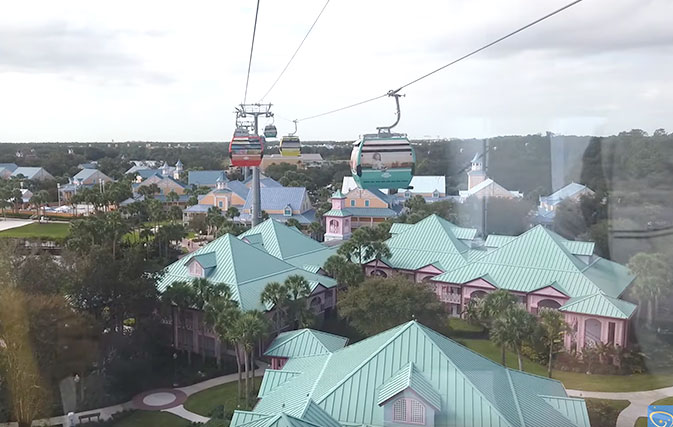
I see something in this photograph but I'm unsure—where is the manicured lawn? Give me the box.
[585,398,630,427]
[184,377,262,417]
[0,222,70,240]
[110,411,190,427]
[652,396,673,405]
[635,417,646,427]
[459,338,673,392]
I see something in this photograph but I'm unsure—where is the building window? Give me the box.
[218,201,223,208]
[392,398,426,424]
[188,261,204,278]
[405,190,411,198]
[284,206,292,217]
[371,269,387,278]
[365,199,370,207]
[350,199,356,207]
[432,190,440,198]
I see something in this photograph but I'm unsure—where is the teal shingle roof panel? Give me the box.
[322,209,351,217]
[389,223,413,235]
[561,240,595,256]
[185,251,217,269]
[541,395,591,427]
[258,370,302,397]
[485,234,517,247]
[560,294,636,319]
[239,219,328,260]
[300,401,343,427]
[582,257,634,297]
[264,329,348,358]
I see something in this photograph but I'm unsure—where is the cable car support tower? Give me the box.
[235,103,273,226]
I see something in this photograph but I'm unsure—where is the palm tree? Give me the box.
[166,190,179,205]
[538,308,572,377]
[236,310,268,406]
[337,227,391,264]
[104,211,128,259]
[284,275,313,328]
[481,290,517,365]
[308,221,324,241]
[207,300,244,399]
[628,252,671,326]
[261,281,289,332]
[491,306,535,370]
[226,206,240,220]
[322,255,364,290]
[161,281,197,365]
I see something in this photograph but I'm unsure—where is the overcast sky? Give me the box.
[1,0,671,142]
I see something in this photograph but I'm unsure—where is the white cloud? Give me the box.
[0,0,671,142]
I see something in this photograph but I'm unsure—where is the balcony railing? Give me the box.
[439,293,461,304]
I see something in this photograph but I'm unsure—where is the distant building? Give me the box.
[458,153,522,202]
[536,182,595,225]
[239,187,314,225]
[134,173,187,196]
[232,321,591,427]
[260,153,324,171]
[0,163,18,179]
[10,167,54,181]
[187,170,228,188]
[59,169,114,202]
[342,175,448,202]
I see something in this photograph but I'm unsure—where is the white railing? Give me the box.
[439,293,461,304]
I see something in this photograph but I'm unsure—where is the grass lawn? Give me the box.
[459,338,673,392]
[651,396,673,405]
[635,417,646,427]
[0,222,70,240]
[585,398,630,427]
[184,377,262,418]
[110,411,191,427]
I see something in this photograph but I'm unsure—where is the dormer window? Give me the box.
[188,261,204,278]
[393,398,426,424]
[284,206,292,217]
[405,190,411,199]
[432,190,440,198]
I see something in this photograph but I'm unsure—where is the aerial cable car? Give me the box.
[280,120,301,157]
[229,126,264,167]
[350,91,415,190]
[263,118,277,138]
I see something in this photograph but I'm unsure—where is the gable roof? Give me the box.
[239,219,326,259]
[11,167,53,180]
[541,182,594,206]
[0,163,18,172]
[559,293,636,319]
[157,234,335,311]
[227,180,250,199]
[370,215,478,271]
[247,321,588,427]
[244,187,308,213]
[264,329,348,358]
[188,170,228,187]
[377,362,442,409]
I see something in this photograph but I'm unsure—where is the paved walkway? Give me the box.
[0,218,33,231]
[0,361,268,426]
[568,385,673,427]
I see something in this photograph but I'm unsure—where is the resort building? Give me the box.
[58,168,114,202]
[458,153,522,202]
[238,187,315,225]
[187,170,229,188]
[157,232,336,362]
[362,214,636,349]
[0,163,18,179]
[260,153,325,171]
[536,182,595,226]
[343,175,448,201]
[231,321,590,427]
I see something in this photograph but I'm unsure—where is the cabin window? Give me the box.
[350,199,356,207]
[393,398,426,424]
[365,199,370,207]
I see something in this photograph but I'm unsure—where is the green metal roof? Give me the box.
[258,370,302,397]
[232,401,342,427]
[376,362,442,409]
[322,209,351,217]
[560,293,637,319]
[485,234,517,247]
[540,395,591,427]
[343,207,399,218]
[243,321,588,427]
[157,234,335,311]
[238,219,338,272]
[389,223,413,235]
[264,329,349,358]
[370,215,479,271]
[561,240,595,256]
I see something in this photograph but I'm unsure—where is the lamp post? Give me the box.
[173,352,178,387]
[57,183,61,207]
